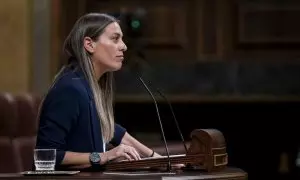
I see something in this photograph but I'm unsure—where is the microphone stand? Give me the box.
[156,89,188,154]
[138,77,172,172]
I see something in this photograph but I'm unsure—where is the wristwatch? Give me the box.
[89,152,101,166]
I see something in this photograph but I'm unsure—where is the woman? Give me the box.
[35,13,160,171]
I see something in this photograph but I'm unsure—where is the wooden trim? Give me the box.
[115,94,300,103]
[50,0,62,79]
[28,0,34,93]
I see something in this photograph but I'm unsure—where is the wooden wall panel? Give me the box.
[50,0,62,78]
[51,0,224,66]
[51,0,300,68]
[0,0,32,93]
[86,0,193,62]
[214,0,300,59]
[237,1,300,46]
[195,0,219,61]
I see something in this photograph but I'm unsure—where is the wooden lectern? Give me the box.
[0,129,247,180]
[104,129,228,172]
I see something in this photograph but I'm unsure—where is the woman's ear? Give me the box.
[83,37,95,54]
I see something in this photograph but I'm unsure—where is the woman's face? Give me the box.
[84,22,127,75]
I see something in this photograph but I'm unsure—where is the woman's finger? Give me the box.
[133,148,141,160]
[129,147,141,160]
[128,146,141,160]
[123,152,132,161]
[125,148,138,161]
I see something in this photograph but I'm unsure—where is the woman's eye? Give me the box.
[112,37,118,41]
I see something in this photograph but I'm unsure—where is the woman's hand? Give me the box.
[105,144,141,162]
[152,152,161,158]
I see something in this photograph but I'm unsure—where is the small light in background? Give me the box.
[131,20,141,29]
[117,7,147,39]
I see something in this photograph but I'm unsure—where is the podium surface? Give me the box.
[0,167,247,180]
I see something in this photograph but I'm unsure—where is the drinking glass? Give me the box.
[34,149,56,171]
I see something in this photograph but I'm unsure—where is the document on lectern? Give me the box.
[142,154,186,160]
[117,154,186,162]
[103,171,176,176]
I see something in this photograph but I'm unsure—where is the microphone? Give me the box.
[156,89,188,154]
[137,76,172,172]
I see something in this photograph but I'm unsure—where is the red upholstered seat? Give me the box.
[0,93,17,137]
[12,137,36,171]
[0,93,21,173]
[13,94,39,171]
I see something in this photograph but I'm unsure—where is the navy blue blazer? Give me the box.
[35,65,126,169]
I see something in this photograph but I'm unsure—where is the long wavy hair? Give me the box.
[41,13,118,143]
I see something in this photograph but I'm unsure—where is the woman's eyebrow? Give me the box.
[112,32,122,37]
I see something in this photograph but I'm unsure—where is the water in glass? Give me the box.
[34,149,56,171]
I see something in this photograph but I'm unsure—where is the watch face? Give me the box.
[90,152,100,163]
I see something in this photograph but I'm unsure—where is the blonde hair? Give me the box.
[40,13,118,142]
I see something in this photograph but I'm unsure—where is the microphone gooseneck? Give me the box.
[138,77,172,172]
[156,89,188,154]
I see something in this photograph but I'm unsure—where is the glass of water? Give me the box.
[34,149,56,171]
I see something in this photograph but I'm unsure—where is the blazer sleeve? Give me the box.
[109,123,127,146]
[35,84,81,167]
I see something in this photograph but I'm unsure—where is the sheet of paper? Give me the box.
[118,154,186,162]
[103,171,176,176]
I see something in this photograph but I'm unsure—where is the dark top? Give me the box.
[35,64,126,170]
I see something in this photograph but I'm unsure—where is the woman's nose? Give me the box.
[120,41,127,51]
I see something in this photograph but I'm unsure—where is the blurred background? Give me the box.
[1,0,300,179]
